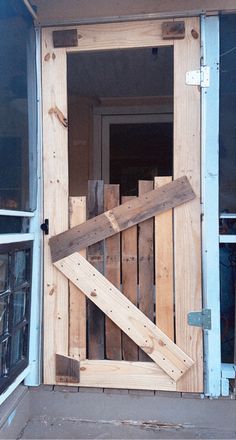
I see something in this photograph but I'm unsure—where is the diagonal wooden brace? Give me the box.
[50,176,195,262]
[54,253,195,382]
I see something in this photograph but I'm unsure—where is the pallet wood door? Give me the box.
[42,17,203,392]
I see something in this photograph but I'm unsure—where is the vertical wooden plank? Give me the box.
[121,196,138,361]
[104,185,122,360]
[155,176,174,341]
[42,29,68,384]
[87,180,105,359]
[69,197,86,359]
[138,180,154,361]
[174,17,203,392]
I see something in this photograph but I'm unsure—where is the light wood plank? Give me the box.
[45,21,173,54]
[87,180,105,359]
[42,29,69,384]
[50,176,195,262]
[138,181,154,362]
[69,197,86,359]
[104,185,122,360]
[155,177,174,341]
[55,253,194,381]
[56,359,176,391]
[122,196,138,361]
[174,17,203,392]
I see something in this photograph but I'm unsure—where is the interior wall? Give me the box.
[34,0,236,23]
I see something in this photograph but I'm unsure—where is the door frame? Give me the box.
[42,17,203,392]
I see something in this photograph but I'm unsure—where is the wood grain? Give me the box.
[174,17,203,392]
[104,185,122,360]
[55,252,194,381]
[56,354,80,383]
[87,180,105,359]
[42,29,69,384]
[121,196,138,361]
[138,181,154,362]
[50,176,195,262]
[69,197,86,359]
[155,177,174,341]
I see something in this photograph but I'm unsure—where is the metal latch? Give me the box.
[186,66,210,88]
[187,308,211,330]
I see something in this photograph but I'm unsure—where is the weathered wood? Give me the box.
[155,177,174,341]
[50,176,195,262]
[42,30,68,384]
[56,354,80,383]
[53,29,78,48]
[87,180,105,359]
[121,196,138,362]
[138,181,154,362]
[69,197,86,359]
[174,18,203,392]
[162,21,185,40]
[55,253,194,381]
[58,360,176,391]
[104,185,122,360]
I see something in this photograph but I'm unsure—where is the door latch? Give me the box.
[41,219,49,235]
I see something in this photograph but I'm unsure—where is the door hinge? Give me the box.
[185,66,210,88]
[41,219,49,235]
[187,308,211,330]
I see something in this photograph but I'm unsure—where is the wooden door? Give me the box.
[42,18,203,392]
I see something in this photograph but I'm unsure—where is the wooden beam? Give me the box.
[54,253,194,382]
[56,354,80,383]
[57,360,176,391]
[50,176,195,262]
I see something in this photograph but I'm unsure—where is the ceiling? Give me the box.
[67,46,173,98]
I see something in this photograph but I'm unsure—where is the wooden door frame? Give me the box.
[42,17,202,392]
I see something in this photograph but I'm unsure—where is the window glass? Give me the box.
[0,1,36,211]
[220,14,236,213]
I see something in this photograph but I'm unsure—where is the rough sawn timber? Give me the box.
[50,176,195,262]
[54,252,194,382]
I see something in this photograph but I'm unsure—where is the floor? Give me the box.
[17,386,236,439]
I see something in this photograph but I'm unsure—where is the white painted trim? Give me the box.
[0,210,34,217]
[0,234,34,244]
[201,15,221,397]
[0,367,30,406]
[219,235,236,243]
[220,213,236,219]
[100,113,173,183]
[25,26,43,387]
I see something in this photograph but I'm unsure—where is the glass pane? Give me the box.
[13,291,26,326]
[0,340,8,377]
[0,2,36,211]
[0,217,30,234]
[0,254,8,292]
[14,250,30,288]
[10,328,25,366]
[219,14,236,213]
[0,296,9,336]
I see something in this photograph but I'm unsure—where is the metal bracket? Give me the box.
[187,308,211,330]
[186,66,210,88]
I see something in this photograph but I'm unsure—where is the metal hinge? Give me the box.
[41,219,49,235]
[187,308,211,330]
[185,66,210,88]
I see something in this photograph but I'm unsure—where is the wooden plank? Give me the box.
[42,28,69,384]
[87,180,105,359]
[104,184,122,360]
[54,253,194,381]
[58,360,176,391]
[162,22,185,40]
[56,354,80,383]
[69,197,86,359]
[138,181,154,362]
[174,17,203,392]
[155,177,174,341]
[122,196,138,361]
[50,176,195,262]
